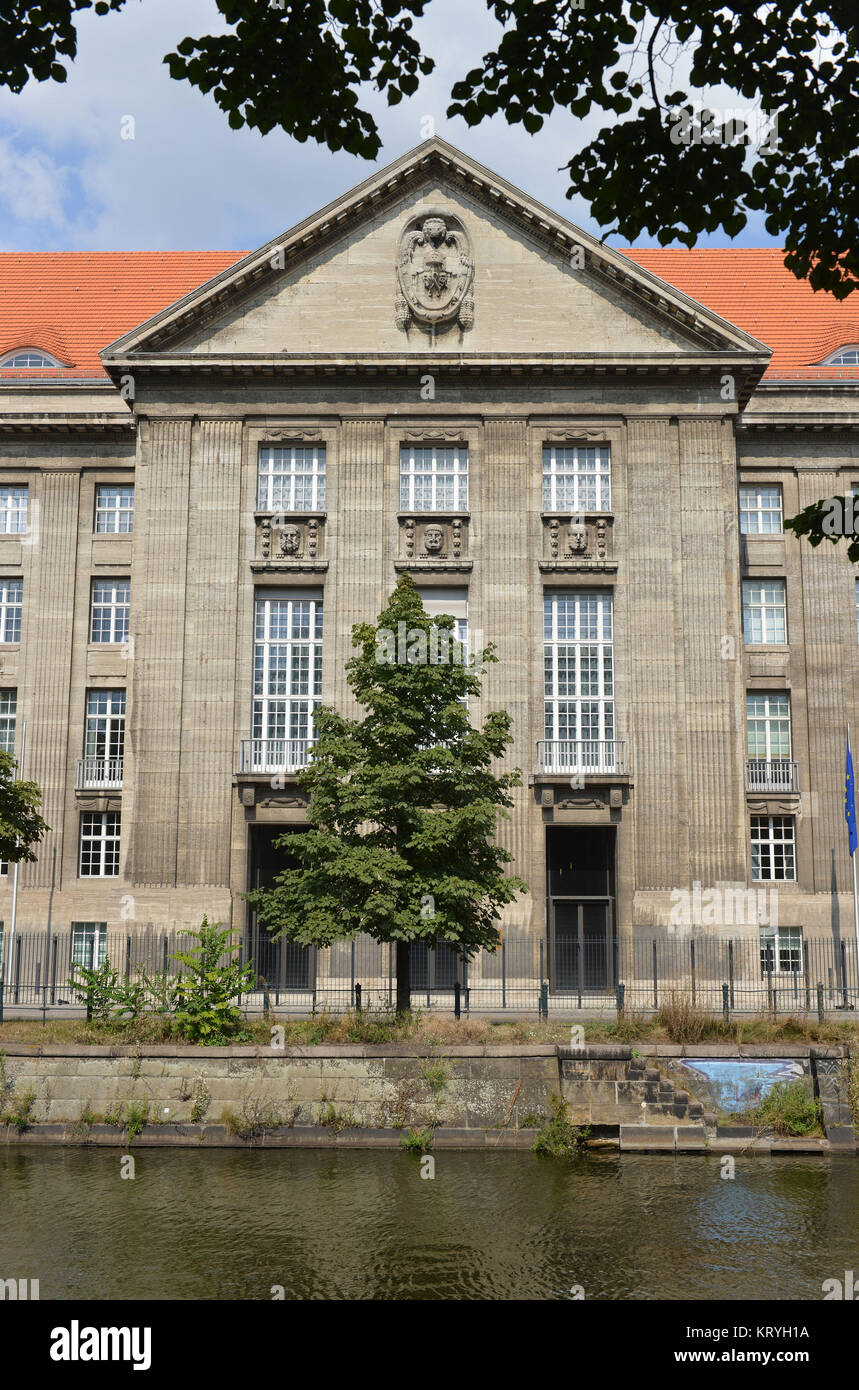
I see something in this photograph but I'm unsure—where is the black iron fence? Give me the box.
[0,927,857,1016]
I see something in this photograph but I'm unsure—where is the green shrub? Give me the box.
[746,1081,823,1136]
[125,1099,149,1141]
[3,1085,36,1132]
[533,1094,589,1158]
[401,1126,433,1153]
[419,1056,451,1095]
[169,918,256,1044]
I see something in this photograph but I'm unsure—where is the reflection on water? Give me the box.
[0,1147,856,1300]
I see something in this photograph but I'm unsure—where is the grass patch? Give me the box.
[740,1081,824,1137]
[401,1126,434,1153]
[1,1084,36,1131]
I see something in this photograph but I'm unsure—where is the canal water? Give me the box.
[1,1148,856,1300]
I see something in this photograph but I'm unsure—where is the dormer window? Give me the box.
[820,345,859,366]
[0,348,63,368]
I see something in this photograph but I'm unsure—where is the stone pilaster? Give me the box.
[125,419,191,886]
[176,421,243,888]
[21,471,80,889]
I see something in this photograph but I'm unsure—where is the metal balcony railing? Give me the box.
[745,758,799,793]
[76,756,123,790]
[537,739,626,775]
[239,738,315,774]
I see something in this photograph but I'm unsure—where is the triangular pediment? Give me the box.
[101,139,771,369]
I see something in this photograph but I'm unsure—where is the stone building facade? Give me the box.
[1,138,858,991]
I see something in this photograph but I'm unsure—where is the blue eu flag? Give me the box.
[846,732,858,856]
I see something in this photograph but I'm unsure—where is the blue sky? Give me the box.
[0,0,779,253]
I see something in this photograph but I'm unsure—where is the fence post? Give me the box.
[616,981,625,1015]
[652,939,658,1010]
[162,933,168,976]
[817,981,824,1025]
[463,956,469,1014]
[841,941,849,1010]
[539,937,545,1017]
[355,982,362,1013]
[263,979,271,1016]
[454,980,461,1020]
[388,942,393,1008]
[50,935,58,1006]
[125,934,131,985]
[14,934,21,1006]
[613,935,619,994]
[576,935,582,1010]
[728,939,735,1011]
[501,936,506,1010]
[311,945,318,1014]
[0,970,4,1025]
[237,945,244,1010]
[690,939,696,1006]
[803,940,811,1012]
[722,983,729,1024]
[350,940,355,1011]
[539,981,548,1020]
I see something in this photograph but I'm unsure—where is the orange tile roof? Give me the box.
[0,252,243,380]
[0,246,857,382]
[625,248,859,380]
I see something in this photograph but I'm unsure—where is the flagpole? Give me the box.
[845,722,850,1006]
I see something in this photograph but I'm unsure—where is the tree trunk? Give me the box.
[395,939,411,1015]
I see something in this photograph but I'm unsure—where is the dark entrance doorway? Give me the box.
[247,825,310,990]
[547,826,616,994]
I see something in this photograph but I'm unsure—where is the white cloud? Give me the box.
[0,0,777,252]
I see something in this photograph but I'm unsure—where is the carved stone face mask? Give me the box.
[424,525,444,553]
[281,525,300,555]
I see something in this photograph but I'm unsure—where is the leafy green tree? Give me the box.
[245,575,526,1013]
[2,3,857,295]
[0,749,49,863]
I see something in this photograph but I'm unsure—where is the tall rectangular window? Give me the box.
[84,690,125,785]
[751,815,795,881]
[258,446,326,512]
[746,692,791,759]
[0,485,28,535]
[544,592,614,767]
[90,579,129,644]
[79,812,121,877]
[251,594,323,770]
[542,445,611,512]
[760,926,802,975]
[739,484,782,534]
[95,484,134,533]
[71,922,108,969]
[0,580,22,643]
[0,689,16,756]
[400,444,468,511]
[742,579,787,644]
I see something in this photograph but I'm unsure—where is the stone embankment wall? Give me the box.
[0,1043,853,1150]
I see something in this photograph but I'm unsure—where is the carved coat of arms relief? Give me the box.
[395,212,474,332]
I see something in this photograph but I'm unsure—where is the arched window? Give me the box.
[0,348,62,368]
[821,345,859,366]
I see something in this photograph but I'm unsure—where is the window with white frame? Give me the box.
[746,692,791,760]
[252,593,323,769]
[71,921,108,969]
[742,579,787,645]
[0,580,22,644]
[0,485,28,535]
[90,579,129,644]
[79,812,121,877]
[399,444,468,512]
[760,926,802,975]
[822,346,859,366]
[95,484,134,534]
[0,689,16,756]
[542,445,611,512]
[0,349,61,368]
[257,446,326,512]
[739,483,782,534]
[417,587,469,664]
[751,814,795,881]
[544,592,614,762]
[84,689,125,777]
